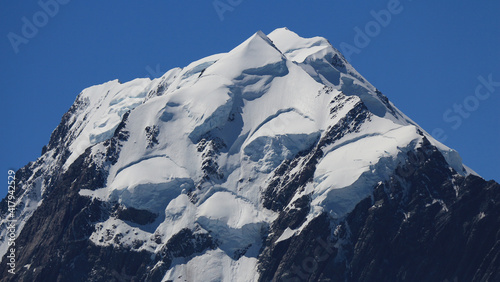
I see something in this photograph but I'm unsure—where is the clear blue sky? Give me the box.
[1,0,499,197]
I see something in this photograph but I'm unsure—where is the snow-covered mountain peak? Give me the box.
[1,28,485,282]
[266,28,400,120]
[268,27,333,62]
[45,29,469,215]
[204,30,285,80]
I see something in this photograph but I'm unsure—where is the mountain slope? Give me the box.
[1,28,498,281]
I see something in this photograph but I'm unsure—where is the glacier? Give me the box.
[0,28,480,281]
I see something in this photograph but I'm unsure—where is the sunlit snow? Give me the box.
[1,28,473,280]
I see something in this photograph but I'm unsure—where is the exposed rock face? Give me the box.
[0,151,217,281]
[1,28,498,281]
[258,139,500,281]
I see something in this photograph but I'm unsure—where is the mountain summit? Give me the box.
[1,28,499,281]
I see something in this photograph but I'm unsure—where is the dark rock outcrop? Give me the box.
[257,140,500,282]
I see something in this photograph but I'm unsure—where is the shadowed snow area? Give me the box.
[15,27,472,281]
